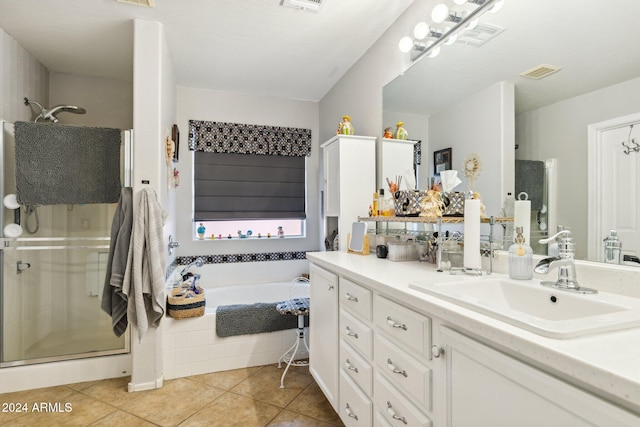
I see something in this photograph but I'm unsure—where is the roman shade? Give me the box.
[189,120,310,221]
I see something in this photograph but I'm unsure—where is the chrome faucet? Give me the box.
[534,230,598,294]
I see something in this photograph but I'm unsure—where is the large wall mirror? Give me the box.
[383,0,640,264]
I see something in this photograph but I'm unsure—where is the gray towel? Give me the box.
[216,302,309,338]
[101,187,133,337]
[14,121,121,205]
[515,160,545,210]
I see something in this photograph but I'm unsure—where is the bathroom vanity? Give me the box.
[308,251,640,426]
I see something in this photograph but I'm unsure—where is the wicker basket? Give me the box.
[167,285,205,319]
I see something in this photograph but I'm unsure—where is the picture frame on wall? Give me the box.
[434,147,451,175]
[172,124,180,162]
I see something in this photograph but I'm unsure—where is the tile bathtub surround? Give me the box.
[0,365,344,426]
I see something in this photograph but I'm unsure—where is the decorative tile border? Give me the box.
[176,251,308,266]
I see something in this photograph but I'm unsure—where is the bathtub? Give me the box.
[163,281,305,379]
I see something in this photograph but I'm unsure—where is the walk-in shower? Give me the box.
[0,119,133,367]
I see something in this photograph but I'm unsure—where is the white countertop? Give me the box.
[307,251,640,415]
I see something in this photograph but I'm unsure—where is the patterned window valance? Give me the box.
[188,120,311,157]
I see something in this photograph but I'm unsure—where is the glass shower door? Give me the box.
[1,122,131,367]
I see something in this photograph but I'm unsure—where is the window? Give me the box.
[189,120,311,240]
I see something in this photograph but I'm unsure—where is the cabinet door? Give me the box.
[309,264,339,410]
[437,326,640,427]
[323,140,340,216]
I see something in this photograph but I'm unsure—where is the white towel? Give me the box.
[123,188,168,341]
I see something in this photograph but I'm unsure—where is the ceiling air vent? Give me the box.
[458,23,505,47]
[117,0,155,7]
[280,0,325,13]
[520,64,561,80]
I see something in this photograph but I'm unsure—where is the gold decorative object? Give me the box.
[463,152,482,192]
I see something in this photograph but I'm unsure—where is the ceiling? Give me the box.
[384,0,640,116]
[0,0,414,102]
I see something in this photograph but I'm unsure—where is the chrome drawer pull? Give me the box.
[386,401,408,424]
[328,284,335,290]
[345,358,359,373]
[345,326,359,339]
[345,403,359,420]
[386,316,407,331]
[345,292,359,302]
[386,358,407,377]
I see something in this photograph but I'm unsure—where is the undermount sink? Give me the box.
[409,278,640,339]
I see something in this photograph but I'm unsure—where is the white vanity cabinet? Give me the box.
[321,135,376,252]
[433,326,640,427]
[339,277,374,426]
[308,257,640,427]
[309,264,339,410]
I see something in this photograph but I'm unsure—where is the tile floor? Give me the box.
[0,364,344,426]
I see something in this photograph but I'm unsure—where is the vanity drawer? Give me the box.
[340,339,373,396]
[374,410,394,427]
[373,294,431,358]
[340,370,372,427]
[374,334,431,410]
[340,277,372,321]
[340,309,373,359]
[374,373,432,427]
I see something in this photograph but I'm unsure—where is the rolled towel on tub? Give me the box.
[216,301,309,338]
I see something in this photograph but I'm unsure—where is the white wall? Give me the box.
[0,28,49,123]
[49,72,133,129]
[129,18,177,391]
[516,76,640,259]
[430,82,515,217]
[174,86,318,283]
[319,1,426,142]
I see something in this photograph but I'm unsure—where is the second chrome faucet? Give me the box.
[534,230,598,294]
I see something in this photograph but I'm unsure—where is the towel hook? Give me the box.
[622,124,640,154]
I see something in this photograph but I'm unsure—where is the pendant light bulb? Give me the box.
[444,31,458,46]
[398,36,414,53]
[428,46,441,58]
[432,4,449,24]
[413,22,430,40]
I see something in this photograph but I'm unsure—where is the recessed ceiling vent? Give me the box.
[520,64,561,80]
[458,23,505,47]
[117,0,155,7]
[280,0,325,13]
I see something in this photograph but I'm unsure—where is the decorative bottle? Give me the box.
[509,226,533,280]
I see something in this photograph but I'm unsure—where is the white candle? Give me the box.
[463,198,481,269]
[514,198,531,245]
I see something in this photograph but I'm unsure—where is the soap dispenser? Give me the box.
[509,226,533,280]
[603,229,622,264]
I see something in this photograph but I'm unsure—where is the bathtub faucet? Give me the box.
[181,257,205,280]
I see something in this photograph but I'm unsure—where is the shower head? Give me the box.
[180,257,205,276]
[24,97,86,123]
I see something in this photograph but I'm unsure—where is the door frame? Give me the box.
[587,112,640,260]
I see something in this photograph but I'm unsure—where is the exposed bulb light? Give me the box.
[443,28,458,45]
[466,18,479,31]
[432,4,450,24]
[413,22,430,40]
[399,36,414,53]
[426,42,441,58]
[489,0,504,13]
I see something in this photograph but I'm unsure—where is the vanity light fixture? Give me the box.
[400,0,504,62]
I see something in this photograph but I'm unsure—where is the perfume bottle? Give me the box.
[509,226,533,280]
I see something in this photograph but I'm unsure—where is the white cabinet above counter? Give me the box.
[307,251,640,424]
